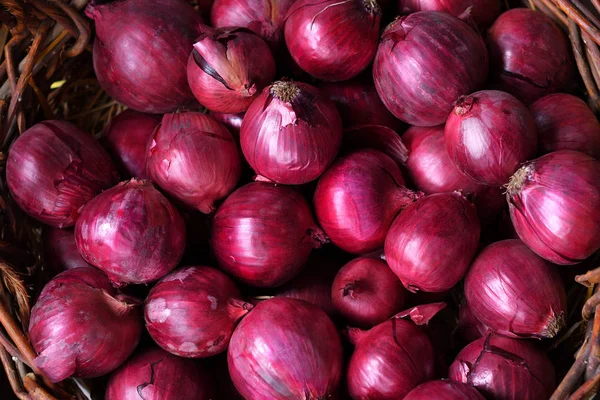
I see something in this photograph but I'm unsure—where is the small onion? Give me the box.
[6,121,118,228]
[397,0,501,28]
[145,266,252,358]
[384,192,480,292]
[457,300,489,343]
[29,267,142,382]
[228,298,343,399]
[75,179,186,285]
[343,125,408,166]
[404,380,485,400]
[373,11,488,126]
[507,150,600,264]
[209,112,244,137]
[240,80,342,184]
[43,228,91,272]
[445,90,538,186]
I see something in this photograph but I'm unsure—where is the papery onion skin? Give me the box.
[397,0,501,28]
[487,8,573,104]
[209,112,244,137]
[228,298,343,400]
[145,266,252,358]
[404,380,485,400]
[147,112,241,214]
[445,90,538,186]
[507,150,600,264]
[240,81,342,184]
[75,179,186,285]
[457,300,489,343]
[373,11,488,126]
[343,125,408,166]
[106,347,214,400]
[384,192,480,292]
[6,120,118,228]
[314,149,422,254]
[29,267,142,382]
[530,93,600,159]
[43,228,91,272]
[449,334,556,400]
[212,182,327,287]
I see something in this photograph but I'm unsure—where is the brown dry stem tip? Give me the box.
[506,165,531,195]
[270,81,300,102]
[545,312,566,338]
[454,95,476,116]
[363,0,381,13]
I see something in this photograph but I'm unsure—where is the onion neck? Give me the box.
[391,186,423,211]
[270,81,300,103]
[361,0,381,14]
[308,227,329,248]
[454,95,477,116]
[102,292,141,316]
[342,281,364,298]
[346,327,368,345]
[542,310,565,338]
[228,298,254,321]
[506,164,532,196]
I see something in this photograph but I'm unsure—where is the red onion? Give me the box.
[29,267,142,382]
[449,334,556,399]
[209,112,244,137]
[212,182,327,287]
[332,257,406,327]
[314,150,422,254]
[445,90,538,186]
[106,347,214,399]
[6,121,118,228]
[373,11,488,126]
[43,228,91,272]
[240,81,342,184]
[507,150,600,264]
[385,192,480,292]
[397,0,501,28]
[147,112,241,214]
[145,266,252,358]
[530,93,600,159]
[228,298,343,399]
[343,125,408,166]
[457,301,489,343]
[487,8,574,104]
[187,28,276,113]
[86,0,205,113]
[103,110,160,179]
[75,179,186,285]
[405,380,485,400]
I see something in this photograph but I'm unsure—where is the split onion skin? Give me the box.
[404,380,485,400]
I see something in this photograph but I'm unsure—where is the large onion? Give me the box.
[404,380,485,400]
[397,0,501,28]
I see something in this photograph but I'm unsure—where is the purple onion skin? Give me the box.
[343,125,409,167]
[445,90,538,186]
[106,347,214,400]
[75,179,186,286]
[384,192,480,293]
[397,0,501,28]
[86,0,204,113]
[449,334,556,400]
[6,121,118,228]
[373,11,488,127]
[103,110,160,179]
[228,298,343,400]
[29,267,142,382]
[458,301,489,343]
[404,380,485,400]
[530,93,600,159]
[487,9,574,105]
[43,228,91,272]
[209,111,244,138]
[507,150,600,264]
[145,266,252,358]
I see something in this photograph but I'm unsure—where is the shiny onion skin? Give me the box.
[102,110,160,179]
[209,111,244,137]
[212,182,327,287]
[228,298,343,399]
[29,267,142,382]
[507,150,600,264]
[343,125,408,166]
[373,11,488,126]
[43,228,91,272]
[445,90,538,186]
[530,93,600,159]
[457,301,489,343]
[449,334,556,400]
[284,0,381,81]
[314,149,422,254]
[75,179,186,285]
[187,28,276,113]
[384,192,480,292]
[106,347,214,399]
[404,380,485,400]
[332,257,406,327]
[147,112,241,214]
[145,266,252,358]
[487,9,573,104]
[240,81,342,184]
[397,0,501,28]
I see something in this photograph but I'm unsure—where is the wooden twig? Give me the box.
[0,347,28,400]
[24,373,59,400]
[49,0,90,58]
[568,372,600,400]
[551,335,592,399]
[554,0,600,47]
[576,266,600,288]
[586,304,600,380]
[568,21,600,110]
[584,290,600,321]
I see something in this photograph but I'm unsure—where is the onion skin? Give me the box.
[228,298,343,400]
[106,347,214,399]
[343,125,408,166]
[147,112,241,214]
[43,228,91,272]
[373,11,488,126]
[530,93,600,159]
[75,179,186,285]
[240,81,342,184]
[445,90,538,186]
[397,0,501,28]
[29,267,142,382]
[209,112,244,137]
[507,150,600,264]
[212,182,327,287]
[6,121,118,228]
[145,266,252,358]
[86,0,204,113]
[404,380,485,400]
[384,192,480,292]
[449,334,556,400]
[487,8,574,104]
